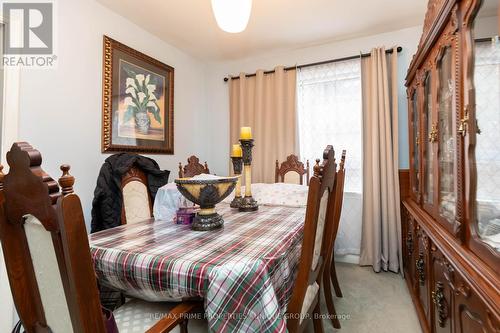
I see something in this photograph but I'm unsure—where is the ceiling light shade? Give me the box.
[211,0,252,33]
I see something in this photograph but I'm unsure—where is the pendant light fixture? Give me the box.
[211,0,252,33]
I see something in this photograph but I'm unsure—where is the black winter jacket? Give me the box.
[90,153,170,233]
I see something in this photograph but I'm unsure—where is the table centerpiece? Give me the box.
[175,174,239,231]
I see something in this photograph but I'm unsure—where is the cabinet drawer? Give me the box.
[430,245,454,333]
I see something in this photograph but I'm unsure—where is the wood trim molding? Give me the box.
[399,169,410,200]
[406,0,459,84]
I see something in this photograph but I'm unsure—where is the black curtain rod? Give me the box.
[223,46,403,82]
[475,36,499,43]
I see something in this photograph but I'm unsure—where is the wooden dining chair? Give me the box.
[0,142,199,333]
[286,146,337,333]
[275,154,310,185]
[121,166,153,225]
[322,149,346,329]
[178,155,209,178]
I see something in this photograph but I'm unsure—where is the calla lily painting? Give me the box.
[102,36,174,154]
[119,62,164,139]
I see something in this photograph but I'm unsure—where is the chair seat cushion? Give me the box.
[300,282,319,324]
[113,299,181,333]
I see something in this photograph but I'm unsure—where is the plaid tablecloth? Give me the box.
[89,203,306,333]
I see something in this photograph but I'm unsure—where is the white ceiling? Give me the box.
[97,0,428,61]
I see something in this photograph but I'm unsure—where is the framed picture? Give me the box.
[102,35,174,154]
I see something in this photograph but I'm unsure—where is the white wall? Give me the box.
[205,26,423,175]
[475,15,499,38]
[17,0,210,228]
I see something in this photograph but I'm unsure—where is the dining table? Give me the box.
[89,183,309,333]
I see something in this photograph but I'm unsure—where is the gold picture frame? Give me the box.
[102,35,174,154]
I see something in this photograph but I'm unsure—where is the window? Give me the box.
[297,59,362,193]
[297,58,362,256]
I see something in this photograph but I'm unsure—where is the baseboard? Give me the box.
[334,254,360,264]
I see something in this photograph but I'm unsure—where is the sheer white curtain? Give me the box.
[297,58,363,256]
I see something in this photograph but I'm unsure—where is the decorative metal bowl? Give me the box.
[175,176,239,231]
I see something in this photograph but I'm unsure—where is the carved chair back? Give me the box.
[275,154,310,185]
[0,142,106,332]
[286,146,336,333]
[332,151,346,238]
[321,150,347,328]
[323,150,346,255]
[120,166,152,225]
[178,155,209,178]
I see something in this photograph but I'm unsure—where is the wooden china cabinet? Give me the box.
[402,0,500,332]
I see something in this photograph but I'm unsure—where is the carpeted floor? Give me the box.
[309,262,422,333]
[187,262,422,332]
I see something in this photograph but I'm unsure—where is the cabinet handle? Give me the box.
[428,123,438,143]
[406,230,413,258]
[416,253,425,285]
[432,281,448,328]
[459,106,470,136]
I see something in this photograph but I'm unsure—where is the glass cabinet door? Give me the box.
[436,47,456,225]
[410,88,420,200]
[473,39,500,252]
[466,0,500,269]
[423,72,435,211]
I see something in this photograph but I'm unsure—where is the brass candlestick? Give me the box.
[230,156,243,208]
[239,139,258,212]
